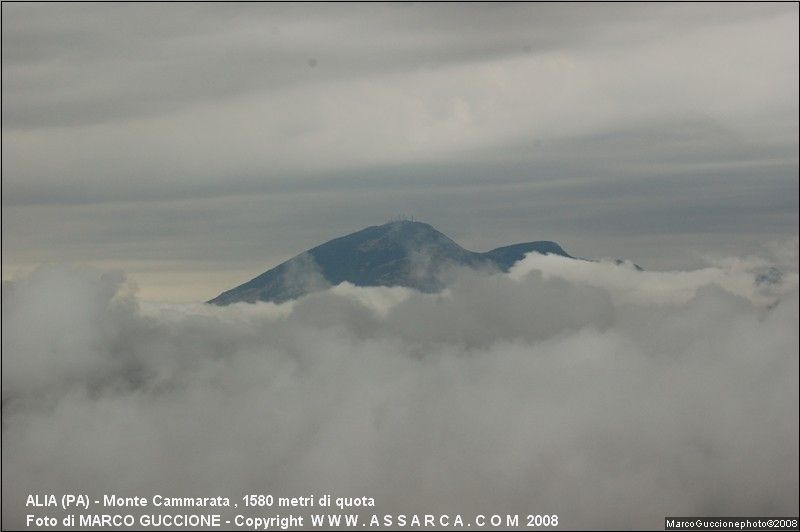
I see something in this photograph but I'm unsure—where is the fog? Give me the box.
[2,243,798,529]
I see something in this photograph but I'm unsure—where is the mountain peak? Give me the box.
[208,222,572,305]
[382,219,426,227]
[370,220,447,241]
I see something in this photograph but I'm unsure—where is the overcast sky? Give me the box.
[2,3,798,301]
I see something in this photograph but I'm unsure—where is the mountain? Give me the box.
[208,220,572,305]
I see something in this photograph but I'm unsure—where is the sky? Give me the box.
[2,2,798,301]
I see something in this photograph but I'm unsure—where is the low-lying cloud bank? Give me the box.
[2,242,798,529]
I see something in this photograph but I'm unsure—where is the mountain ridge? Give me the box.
[208,221,572,305]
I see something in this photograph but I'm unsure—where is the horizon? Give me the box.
[3,217,797,304]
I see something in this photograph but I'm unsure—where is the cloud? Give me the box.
[4,3,790,131]
[3,4,797,205]
[2,245,798,529]
[509,242,799,306]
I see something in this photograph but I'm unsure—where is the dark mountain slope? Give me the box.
[209,221,572,305]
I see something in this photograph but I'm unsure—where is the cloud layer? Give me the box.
[3,245,798,529]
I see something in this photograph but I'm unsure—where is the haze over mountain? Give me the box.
[209,220,572,305]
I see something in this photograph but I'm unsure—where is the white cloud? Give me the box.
[2,246,797,529]
[509,239,799,306]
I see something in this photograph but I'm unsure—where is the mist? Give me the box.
[2,243,798,529]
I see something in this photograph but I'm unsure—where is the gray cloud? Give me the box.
[2,244,798,529]
[3,4,797,194]
[1,3,798,299]
[4,3,788,130]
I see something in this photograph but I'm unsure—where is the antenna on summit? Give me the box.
[387,214,418,223]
